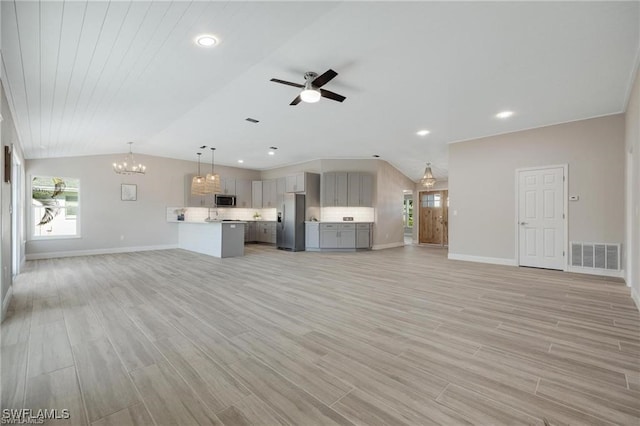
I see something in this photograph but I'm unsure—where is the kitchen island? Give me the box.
[178,221,246,258]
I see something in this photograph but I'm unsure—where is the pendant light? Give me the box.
[112,142,146,175]
[420,162,437,189]
[191,153,207,195]
[205,147,221,194]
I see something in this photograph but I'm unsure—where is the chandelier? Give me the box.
[205,147,221,194]
[113,142,146,175]
[420,162,437,188]
[191,152,207,195]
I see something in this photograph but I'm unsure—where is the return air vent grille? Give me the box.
[570,242,620,271]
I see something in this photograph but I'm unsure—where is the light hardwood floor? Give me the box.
[1,245,639,425]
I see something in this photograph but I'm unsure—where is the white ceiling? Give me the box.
[2,1,639,181]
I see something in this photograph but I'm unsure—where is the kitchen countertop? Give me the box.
[176,220,247,224]
[305,221,373,223]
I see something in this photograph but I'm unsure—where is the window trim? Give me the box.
[29,175,82,241]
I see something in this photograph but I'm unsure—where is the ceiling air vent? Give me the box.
[245,118,259,123]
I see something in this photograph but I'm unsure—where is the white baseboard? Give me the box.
[630,286,640,312]
[565,265,625,279]
[448,253,517,267]
[372,242,406,250]
[2,285,13,321]
[25,244,179,260]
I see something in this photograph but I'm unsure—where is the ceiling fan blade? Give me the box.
[290,95,302,106]
[270,78,304,88]
[320,89,345,103]
[312,69,338,88]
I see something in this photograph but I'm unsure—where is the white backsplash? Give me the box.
[167,207,277,222]
[320,207,375,222]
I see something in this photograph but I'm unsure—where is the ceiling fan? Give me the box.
[270,69,346,105]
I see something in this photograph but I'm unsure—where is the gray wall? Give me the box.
[26,154,259,257]
[449,114,626,262]
[625,65,639,306]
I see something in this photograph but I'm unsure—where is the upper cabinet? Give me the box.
[323,172,373,207]
[235,179,252,208]
[323,172,348,207]
[262,179,277,208]
[219,177,236,195]
[185,174,215,207]
[252,181,263,208]
[347,172,374,207]
[285,173,305,193]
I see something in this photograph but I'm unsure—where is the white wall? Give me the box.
[25,154,259,258]
[1,81,25,318]
[449,114,626,264]
[375,160,415,249]
[625,65,640,308]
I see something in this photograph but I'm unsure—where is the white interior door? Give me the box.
[518,167,565,270]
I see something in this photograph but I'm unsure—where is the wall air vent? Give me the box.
[570,242,620,271]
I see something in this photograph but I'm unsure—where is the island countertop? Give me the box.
[178,221,245,258]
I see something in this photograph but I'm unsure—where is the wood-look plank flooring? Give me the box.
[2,245,639,425]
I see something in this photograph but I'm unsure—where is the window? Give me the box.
[403,198,413,228]
[421,192,448,208]
[31,176,80,238]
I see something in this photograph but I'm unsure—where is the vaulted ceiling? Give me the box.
[2,1,638,181]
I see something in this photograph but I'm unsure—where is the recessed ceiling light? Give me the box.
[195,34,218,47]
[238,159,244,163]
[268,146,278,156]
[496,110,514,119]
[416,130,430,136]
[268,151,275,156]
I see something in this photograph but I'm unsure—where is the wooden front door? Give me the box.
[419,190,448,245]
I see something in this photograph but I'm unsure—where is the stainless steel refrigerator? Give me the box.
[277,193,305,251]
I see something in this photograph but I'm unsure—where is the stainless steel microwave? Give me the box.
[215,194,236,207]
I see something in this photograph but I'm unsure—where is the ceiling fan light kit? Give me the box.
[300,89,321,103]
[270,69,346,106]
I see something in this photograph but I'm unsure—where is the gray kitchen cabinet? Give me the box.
[359,173,374,207]
[318,222,371,250]
[338,224,356,248]
[257,221,276,243]
[262,179,277,208]
[235,179,252,208]
[252,181,263,208]
[276,177,286,206]
[185,174,215,207]
[244,222,254,242]
[322,172,348,207]
[356,223,371,248]
[320,224,339,248]
[347,173,374,207]
[305,222,320,249]
[220,177,236,195]
[286,173,305,192]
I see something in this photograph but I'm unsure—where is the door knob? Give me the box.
[520,221,528,225]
